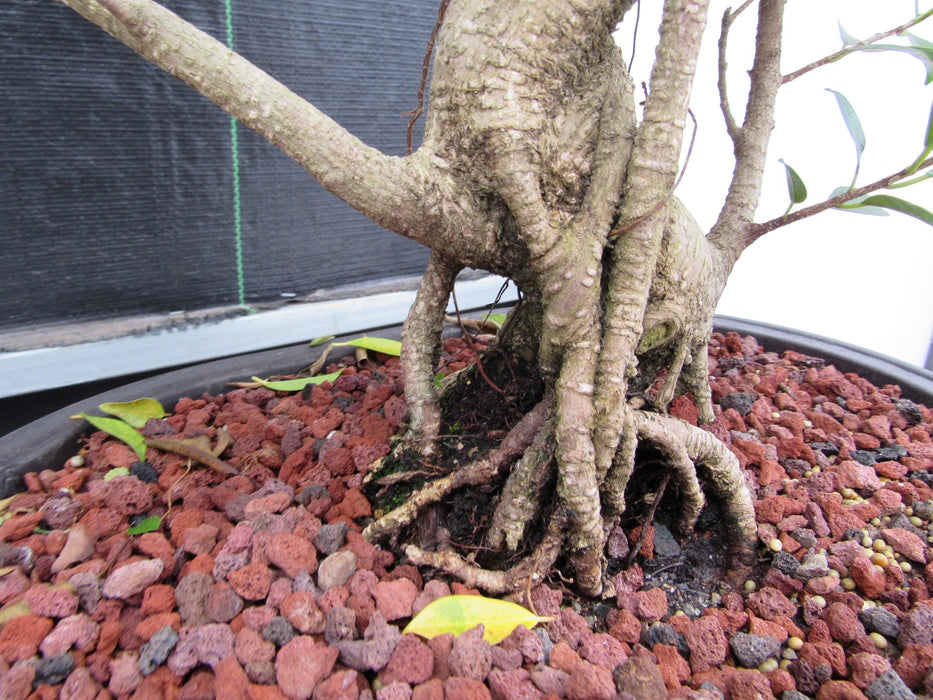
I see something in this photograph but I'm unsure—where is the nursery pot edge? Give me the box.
[1,317,930,499]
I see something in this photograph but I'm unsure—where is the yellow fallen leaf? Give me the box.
[403,594,551,644]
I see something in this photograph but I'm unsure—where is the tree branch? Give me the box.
[57,0,448,247]
[707,0,784,269]
[716,0,755,143]
[782,9,933,85]
[746,156,933,241]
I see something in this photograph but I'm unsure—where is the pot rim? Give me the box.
[1,316,930,498]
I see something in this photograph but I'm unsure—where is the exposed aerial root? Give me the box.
[631,410,705,538]
[367,397,756,595]
[399,251,461,455]
[404,511,566,596]
[486,416,556,552]
[631,410,757,583]
[363,394,553,544]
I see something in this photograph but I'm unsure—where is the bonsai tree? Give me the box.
[57,0,932,597]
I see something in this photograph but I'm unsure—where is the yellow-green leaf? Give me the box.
[99,398,167,428]
[78,413,147,461]
[333,337,402,356]
[104,467,130,481]
[403,595,551,644]
[251,369,343,392]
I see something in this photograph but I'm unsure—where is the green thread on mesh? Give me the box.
[225,0,247,308]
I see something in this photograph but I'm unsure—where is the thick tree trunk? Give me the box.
[59,0,787,595]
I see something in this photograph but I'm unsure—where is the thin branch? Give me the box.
[404,0,451,155]
[717,0,756,143]
[748,155,933,241]
[782,9,933,84]
[707,0,784,268]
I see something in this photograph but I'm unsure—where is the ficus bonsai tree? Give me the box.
[57,0,933,597]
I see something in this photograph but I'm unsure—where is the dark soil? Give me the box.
[1,331,932,700]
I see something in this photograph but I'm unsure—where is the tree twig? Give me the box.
[782,9,933,85]
[625,466,672,567]
[717,0,755,143]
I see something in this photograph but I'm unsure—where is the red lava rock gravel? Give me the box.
[0,332,932,699]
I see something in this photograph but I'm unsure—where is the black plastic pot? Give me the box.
[1,318,931,499]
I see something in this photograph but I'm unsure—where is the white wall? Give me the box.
[619,1,933,367]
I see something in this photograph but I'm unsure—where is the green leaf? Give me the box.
[857,43,933,85]
[906,100,933,174]
[104,467,130,482]
[127,515,163,535]
[908,33,933,52]
[838,22,860,48]
[98,398,167,429]
[78,413,148,461]
[403,594,552,644]
[778,159,807,215]
[485,313,507,326]
[309,335,335,347]
[250,369,343,392]
[826,89,865,189]
[839,194,933,227]
[924,99,933,152]
[332,337,402,356]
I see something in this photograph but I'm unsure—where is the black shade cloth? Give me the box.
[0,0,436,329]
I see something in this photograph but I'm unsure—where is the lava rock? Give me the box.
[318,550,358,591]
[729,632,782,668]
[262,617,297,647]
[720,392,757,416]
[771,551,801,577]
[130,461,160,483]
[175,572,214,626]
[139,625,179,675]
[866,669,918,700]
[893,399,923,426]
[641,623,689,657]
[34,652,75,686]
[875,445,909,461]
[314,521,350,555]
[335,612,401,672]
[325,606,358,645]
[898,605,933,647]
[809,442,840,456]
[859,607,900,639]
[794,551,830,581]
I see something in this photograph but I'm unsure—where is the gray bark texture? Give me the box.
[58,0,789,595]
